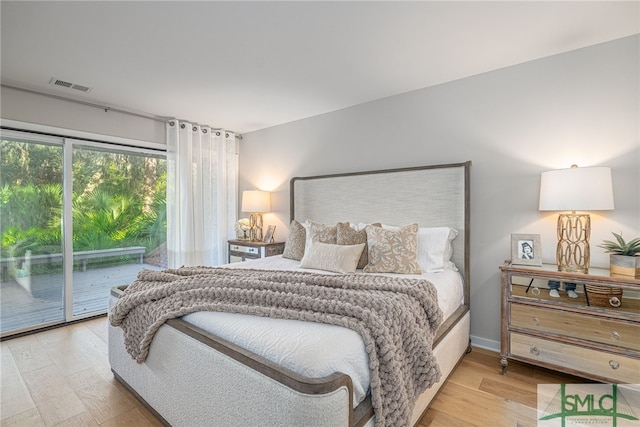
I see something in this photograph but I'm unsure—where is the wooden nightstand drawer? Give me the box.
[511,303,640,351]
[510,333,640,383]
[265,244,285,257]
[228,240,284,263]
[229,244,260,255]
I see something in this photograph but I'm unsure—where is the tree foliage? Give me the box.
[0,139,167,262]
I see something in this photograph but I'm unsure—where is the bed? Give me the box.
[108,161,471,427]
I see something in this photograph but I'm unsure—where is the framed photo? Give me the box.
[511,233,542,266]
[263,225,276,243]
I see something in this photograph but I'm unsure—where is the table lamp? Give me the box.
[241,190,271,241]
[539,165,614,273]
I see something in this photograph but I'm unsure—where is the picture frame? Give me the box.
[263,225,276,243]
[511,233,542,266]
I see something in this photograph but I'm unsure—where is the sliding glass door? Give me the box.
[0,130,167,336]
[69,143,167,317]
[0,132,65,333]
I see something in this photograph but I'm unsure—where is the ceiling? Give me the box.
[1,1,638,134]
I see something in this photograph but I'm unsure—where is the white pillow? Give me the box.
[300,241,365,274]
[380,224,458,273]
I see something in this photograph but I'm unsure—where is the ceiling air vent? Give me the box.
[49,78,92,93]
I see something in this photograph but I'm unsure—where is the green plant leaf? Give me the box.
[599,232,640,256]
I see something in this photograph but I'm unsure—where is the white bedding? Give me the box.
[181,255,464,406]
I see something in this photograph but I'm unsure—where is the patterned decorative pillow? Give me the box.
[303,220,337,253]
[282,220,306,260]
[300,241,365,274]
[336,221,381,269]
[363,223,422,274]
[381,224,458,272]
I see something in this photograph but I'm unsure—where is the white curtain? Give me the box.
[166,121,238,267]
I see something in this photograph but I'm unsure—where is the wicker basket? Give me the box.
[584,284,623,308]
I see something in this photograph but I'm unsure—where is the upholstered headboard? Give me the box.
[290,161,471,304]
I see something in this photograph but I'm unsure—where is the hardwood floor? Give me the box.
[417,347,588,427]
[1,317,162,427]
[1,317,587,427]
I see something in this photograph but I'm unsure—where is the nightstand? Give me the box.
[500,261,640,383]
[228,239,285,263]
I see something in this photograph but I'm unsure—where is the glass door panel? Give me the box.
[70,145,166,316]
[1,133,65,335]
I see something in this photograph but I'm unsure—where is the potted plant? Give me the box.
[599,232,640,278]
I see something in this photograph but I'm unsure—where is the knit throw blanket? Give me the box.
[110,267,443,427]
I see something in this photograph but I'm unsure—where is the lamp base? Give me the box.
[556,213,590,274]
[249,213,264,242]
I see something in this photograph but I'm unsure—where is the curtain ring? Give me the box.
[169,121,175,127]
[216,131,221,136]
[192,126,198,132]
[225,132,229,138]
[203,129,208,134]
[180,123,185,129]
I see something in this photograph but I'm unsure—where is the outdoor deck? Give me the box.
[0,263,161,336]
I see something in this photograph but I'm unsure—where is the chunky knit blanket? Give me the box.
[110,267,443,427]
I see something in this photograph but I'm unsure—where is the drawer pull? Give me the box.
[611,331,621,341]
[609,360,620,370]
[531,287,540,296]
[609,297,621,308]
[530,347,540,356]
[531,317,539,326]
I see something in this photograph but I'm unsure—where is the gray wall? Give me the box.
[239,35,640,350]
[1,86,165,144]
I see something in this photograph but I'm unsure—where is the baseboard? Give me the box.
[470,335,500,352]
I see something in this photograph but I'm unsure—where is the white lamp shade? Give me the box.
[539,166,614,211]
[241,190,271,213]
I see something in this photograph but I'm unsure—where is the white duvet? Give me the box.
[182,255,464,406]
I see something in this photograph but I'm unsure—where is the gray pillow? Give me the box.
[336,222,381,269]
[303,220,337,253]
[282,220,306,261]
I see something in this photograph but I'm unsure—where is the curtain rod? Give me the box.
[1,83,243,138]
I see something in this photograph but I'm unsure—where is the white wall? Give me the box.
[239,35,640,350]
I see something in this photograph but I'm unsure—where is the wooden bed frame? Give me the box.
[108,161,471,427]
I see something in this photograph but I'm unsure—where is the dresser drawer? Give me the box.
[511,304,640,351]
[510,333,640,383]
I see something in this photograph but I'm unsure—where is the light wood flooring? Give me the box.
[1,317,162,427]
[1,317,587,427]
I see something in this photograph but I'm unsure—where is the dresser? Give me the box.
[500,261,640,383]
[228,239,285,263]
